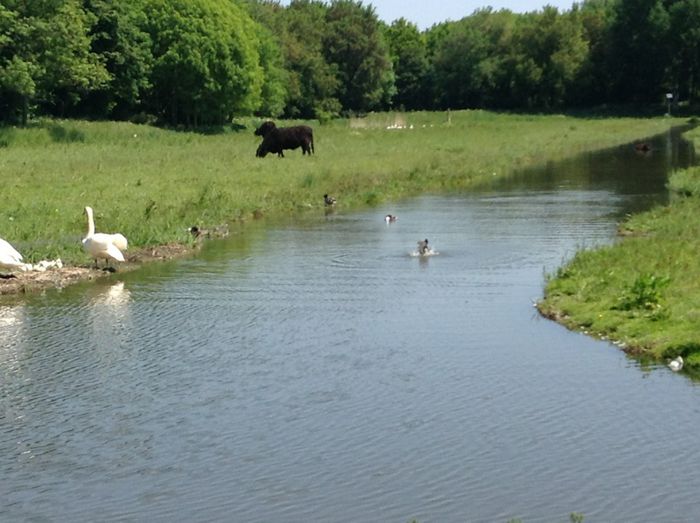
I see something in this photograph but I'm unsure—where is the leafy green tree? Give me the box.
[568,0,616,106]
[384,18,429,110]
[143,0,265,125]
[668,0,700,104]
[81,0,153,119]
[282,0,341,119]
[0,5,36,123]
[0,0,108,121]
[507,7,588,109]
[33,0,110,116]
[430,9,516,109]
[605,0,671,103]
[323,0,395,113]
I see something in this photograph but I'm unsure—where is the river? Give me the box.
[1,128,698,522]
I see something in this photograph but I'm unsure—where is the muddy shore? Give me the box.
[0,242,196,296]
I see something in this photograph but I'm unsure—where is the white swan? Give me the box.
[0,237,27,273]
[82,206,127,267]
[668,356,684,372]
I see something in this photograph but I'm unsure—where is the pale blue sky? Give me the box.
[278,0,577,29]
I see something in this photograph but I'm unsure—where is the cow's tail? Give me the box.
[310,135,315,155]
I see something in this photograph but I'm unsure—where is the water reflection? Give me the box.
[86,280,132,355]
[0,303,27,370]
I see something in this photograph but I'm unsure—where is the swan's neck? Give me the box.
[85,207,95,237]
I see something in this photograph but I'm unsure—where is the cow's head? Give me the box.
[254,121,276,137]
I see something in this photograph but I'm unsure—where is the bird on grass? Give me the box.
[668,356,683,372]
[324,194,336,206]
[82,206,127,270]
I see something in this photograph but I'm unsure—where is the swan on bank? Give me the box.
[0,237,28,273]
[82,206,127,268]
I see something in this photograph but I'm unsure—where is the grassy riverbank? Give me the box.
[0,111,680,267]
[538,126,700,366]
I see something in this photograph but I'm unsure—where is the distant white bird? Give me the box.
[0,237,27,273]
[82,206,127,268]
[668,356,684,372]
[385,214,397,224]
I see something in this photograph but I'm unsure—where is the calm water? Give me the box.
[1,129,698,522]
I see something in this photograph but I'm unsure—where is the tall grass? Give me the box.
[0,111,680,264]
[539,126,700,365]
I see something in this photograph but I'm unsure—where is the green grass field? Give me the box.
[539,126,700,367]
[0,111,680,265]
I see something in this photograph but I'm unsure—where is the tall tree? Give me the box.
[606,0,671,103]
[0,0,108,121]
[431,9,515,109]
[82,0,153,119]
[143,0,265,125]
[384,18,428,110]
[323,0,394,113]
[668,0,700,104]
[507,7,588,109]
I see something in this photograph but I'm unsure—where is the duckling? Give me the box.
[385,214,397,224]
[324,194,337,206]
[668,356,684,372]
[417,238,429,255]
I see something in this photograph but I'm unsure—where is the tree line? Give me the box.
[1,0,698,126]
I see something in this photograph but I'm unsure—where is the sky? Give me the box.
[278,0,577,30]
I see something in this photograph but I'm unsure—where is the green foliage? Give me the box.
[323,0,394,113]
[2,0,700,120]
[143,0,266,125]
[668,166,700,197]
[384,18,428,110]
[615,274,670,311]
[81,0,154,119]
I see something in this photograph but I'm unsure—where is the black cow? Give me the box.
[255,121,314,158]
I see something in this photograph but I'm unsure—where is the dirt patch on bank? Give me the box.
[0,242,199,296]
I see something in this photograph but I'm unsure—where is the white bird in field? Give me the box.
[0,237,28,273]
[668,356,684,372]
[82,206,127,268]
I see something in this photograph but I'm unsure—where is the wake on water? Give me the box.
[410,248,439,257]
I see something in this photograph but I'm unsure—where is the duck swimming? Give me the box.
[417,238,429,255]
[385,214,397,224]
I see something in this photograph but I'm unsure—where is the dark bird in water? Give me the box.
[188,224,229,239]
[417,238,429,255]
[324,194,337,206]
[385,214,397,224]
